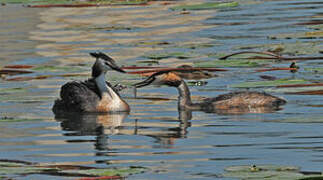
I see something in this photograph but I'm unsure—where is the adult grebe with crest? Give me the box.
[53,52,130,114]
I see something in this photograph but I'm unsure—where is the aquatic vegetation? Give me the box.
[223,165,323,179]
[194,59,268,68]
[0,160,146,178]
[0,117,41,122]
[32,65,84,72]
[143,51,198,60]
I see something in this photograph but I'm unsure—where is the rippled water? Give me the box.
[0,0,323,179]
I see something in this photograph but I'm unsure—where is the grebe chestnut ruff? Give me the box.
[52,52,130,114]
[133,71,286,113]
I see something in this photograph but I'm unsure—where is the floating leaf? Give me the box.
[195,59,268,68]
[0,87,27,94]
[223,165,323,180]
[4,65,34,69]
[263,84,323,95]
[0,160,146,178]
[32,65,82,72]
[170,2,239,11]
[304,67,323,74]
[63,166,147,177]
[0,117,41,123]
[231,79,308,88]
[0,69,33,75]
[136,60,160,65]
[143,52,197,60]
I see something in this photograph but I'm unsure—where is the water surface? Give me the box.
[0,0,323,179]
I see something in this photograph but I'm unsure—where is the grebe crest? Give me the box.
[133,71,286,114]
[52,52,130,114]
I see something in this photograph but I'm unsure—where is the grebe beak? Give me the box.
[106,62,126,73]
[133,76,156,88]
[90,52,126,73]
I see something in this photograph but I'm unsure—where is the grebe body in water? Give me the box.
[134,71,286,113]
[53,52,129,114]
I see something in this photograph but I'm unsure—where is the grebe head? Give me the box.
[90,52,126,78]
[134,71,182,88]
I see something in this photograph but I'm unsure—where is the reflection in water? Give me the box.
[56,110,192,149]
[56,113,128,136]
[56,113,127,150]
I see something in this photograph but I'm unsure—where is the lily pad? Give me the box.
[267,85,323,94]
[194,59,268,68]
[170,2,239,11]
[223,165,322,179]
[304,67,323,74]
[143,52,197,60]
[0,161,53,175]
[231,79,308,88]
[64,166,147,177]
[0,87,27,94]
[32,65,83,72]
[0,117,41,123]
[0,160,146,178]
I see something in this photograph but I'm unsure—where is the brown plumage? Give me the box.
[134,71,286,113]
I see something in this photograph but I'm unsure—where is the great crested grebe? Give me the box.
[133,71,286,113]
[52,52,130,114]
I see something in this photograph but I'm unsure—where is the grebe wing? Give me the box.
[55,80,100,113]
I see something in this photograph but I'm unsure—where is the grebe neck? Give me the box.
[177,80,192,109]
[95,73,110,97]
[176,80,202,110]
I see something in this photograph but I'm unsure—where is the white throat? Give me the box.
[94,73,122,101]
[95,73,109,94]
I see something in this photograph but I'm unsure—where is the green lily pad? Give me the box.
[143,52,197,60]
[0,117,41,122]
[170,2,239,11]
[64,166,147,177]
[194,59,268,68]
[231,79,308,88]
[223,165,322,180]
[136,60,159,65]
[0,161,53,175]
[32,65,83,72]
[304,67,323,74]
[0,160,146,178]
[0,87,27,94]
[266,86,323,94]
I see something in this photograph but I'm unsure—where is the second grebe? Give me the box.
[133,71,286,113]
[52,52,130,114]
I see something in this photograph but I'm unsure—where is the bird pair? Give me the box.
[53,52,286,114]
